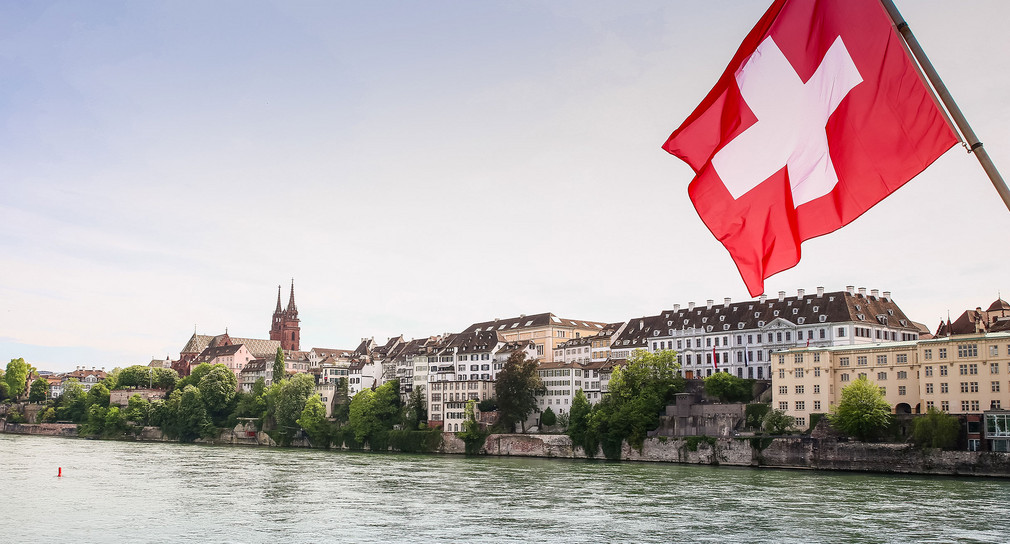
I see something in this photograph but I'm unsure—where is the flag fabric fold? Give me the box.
[663,0,958,296]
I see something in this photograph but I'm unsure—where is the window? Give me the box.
[941,400,949,411]
[794,353,803,364]
[971,400,980,411]
[991,345,999,357]
[939,348,947,359]
[779,386,788,395]
[796,417,806,428]
[841,373,850,382]
[795,385,804,394]
[857,356,867,366]
[839,357,850,367]
[779,402,788,410]
[877,372,887,381]
[926,383,933,394]
[970,364,978,375]
[993,400,1002,410]
[926,400,935,409]
[897,371,907,380]
[992,363,1000,375]
[896,354,908,364]
[924,349,932,360]
[813,384,820,394]
[959,364,969,376]
[814,367,821,377]
[957,343,978,358]
[970,382,979,393]
[779,369,785,379]
[898,386,906,396]
[795,401,805,411]
[796,368,804,378]
[813,401,821,411]
[941,382,949,394]
[940,366,948,376]
[925,366,933,377]
[837,327,846,337]
[877,355,887,366]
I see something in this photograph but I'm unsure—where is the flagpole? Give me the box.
[880,0,1010,213]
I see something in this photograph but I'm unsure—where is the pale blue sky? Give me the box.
[3,1,1009,372]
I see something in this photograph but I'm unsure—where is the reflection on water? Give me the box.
[2,434,1008,543]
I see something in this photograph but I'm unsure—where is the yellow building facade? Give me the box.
[773,332,1010,429]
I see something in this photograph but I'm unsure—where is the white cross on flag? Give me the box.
[663,0,957,296]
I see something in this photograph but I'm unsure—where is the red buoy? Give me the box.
[58,467,62,477]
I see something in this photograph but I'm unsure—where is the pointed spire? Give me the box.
[275,285,283,313]
[287,278,297,313]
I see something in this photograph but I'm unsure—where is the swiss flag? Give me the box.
[663,0,957,296]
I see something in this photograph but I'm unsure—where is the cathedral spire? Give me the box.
[287,278,297,313]
[275,284,283,313]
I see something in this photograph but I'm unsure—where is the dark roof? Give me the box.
[462,313,609,335]
[192,344,245,364]
[240,359,267,373]
[611,315,666,349]
[450,330,502,354]
[988,299,1010,312]
[661,290,916,335]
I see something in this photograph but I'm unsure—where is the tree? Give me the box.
[540,406,557,427]
[86,383,111,409]
[762,408,795,434]
[126,394,152,426]
[115,365,176,390]
[347,380,402,449]
[703,372,754,403]
[829,375,892,441]
[198,364,238,427]
[175,385,215,442]
[913,407,960,449]
[236,377,267,420]
[273,373,316,446]
[494,351,544,433]
[273,347,286,384]
[176,363,213,391]
[567,389,592,448]
[297,394,331,448]
[403,385,427,430]
[5,358,29,400]
[58,379,87,422]
[582,349,686,458]
[28,378,48,403]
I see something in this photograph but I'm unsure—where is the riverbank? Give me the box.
[4,419,1008,477]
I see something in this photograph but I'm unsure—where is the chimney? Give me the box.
[673,304,680,311]
[706,299,714,310]
[724,297,732,306]
[797,289,805,299]
[871,289,879,299]
[817,286,825,297]
[759,294,767,304]
[859,287,867,297]
[847,285,855,295]
[882,291,891,302]
[688,301,696,311]
[778,291,786,302]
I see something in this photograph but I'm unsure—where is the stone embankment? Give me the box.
[442,432,1010,477]
[4,420,1008,477]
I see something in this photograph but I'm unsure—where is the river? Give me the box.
[1,434,1008,543]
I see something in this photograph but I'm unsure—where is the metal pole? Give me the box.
[880,0,1010,213]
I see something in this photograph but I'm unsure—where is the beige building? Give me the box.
[461,313,609,362]
[773,332,1010,430]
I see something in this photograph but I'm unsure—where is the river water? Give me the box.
[2,434,1008,543]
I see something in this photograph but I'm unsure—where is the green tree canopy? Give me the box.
[762,408,795,434]
[703,372,754,403]
[5,358,29,400]
[347,380,402,449]
[829,375,892,441]
[198,364,238,426]
[86,382,111,409]
[403,385,427,430]
[169,385,215,442]
[494,351,544,433]
[126,394,152,426]
[115,365,177,390]
[297,394,331,448]
[177,362,214,391]
[58,379,87,422]
[540,406,557,427]
[579,349,685,458]
[273,373,316,446]
[273,348,286,384]
[913,407,960,449]
[28,378,48,403]
[567,389,592,447]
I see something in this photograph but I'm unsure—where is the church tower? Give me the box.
[269,280,301,351]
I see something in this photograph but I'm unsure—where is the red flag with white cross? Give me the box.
[663,0,958,296]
